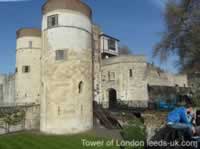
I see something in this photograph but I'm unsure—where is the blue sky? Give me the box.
[0,0,178,74]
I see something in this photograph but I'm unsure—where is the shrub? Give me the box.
[120,118,145,149]
[192,96,200,107]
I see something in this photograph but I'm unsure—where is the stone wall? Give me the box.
[173,74,188,87]
[92,25,102,104]
[99,56,189,108]
[0,104,40,135]
[0,74,15,104]
[0,75,5,102]
[101,55,149,108]
[146,64,188,87]
[0,120,23,135]
[24,105,40,130]
[15,35,41,104]
[40,9,93,134]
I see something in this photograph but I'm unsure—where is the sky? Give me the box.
[0,0,178,74]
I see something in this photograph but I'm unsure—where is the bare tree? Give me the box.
[153,0,200,73]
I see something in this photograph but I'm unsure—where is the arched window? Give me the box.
[78,81,83,94]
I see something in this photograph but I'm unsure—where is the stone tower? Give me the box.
[15,28,41,104]
[40,0,93,134]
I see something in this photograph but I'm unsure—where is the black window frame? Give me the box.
[55,50,67,61]
[129,69,133,77]
[108,39,116,50]
[22,66,30,73]
[47,14,58,28]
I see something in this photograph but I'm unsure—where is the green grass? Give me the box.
[0,132,119,149]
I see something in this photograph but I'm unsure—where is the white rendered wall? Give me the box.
[100,36,119,55]
[42,10,91,52]
[15,36,41,104]
[41,9,93,134]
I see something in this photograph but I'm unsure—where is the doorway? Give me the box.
[108,88,117,109]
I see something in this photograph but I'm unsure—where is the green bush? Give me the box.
[0,110,25,126]
[192,96,200,107]
[120,118,145,149]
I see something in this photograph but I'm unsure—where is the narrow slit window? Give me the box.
[29,41,32,48]
[78,81,83,93]
[58,106,61,116]
[129,69,133,77]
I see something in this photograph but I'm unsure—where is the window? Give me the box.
[108,72,115,81]
[47,14,58,28]
[78,81,83,93]
[55,50,67,61]
[102,75,106,81]
[129,69,133,77]
[108,72,111,80]
[108,39,116,50]
[57,106,61,116]
[29,41,32,48]
[22,66,30,73]
[15,67,18,73]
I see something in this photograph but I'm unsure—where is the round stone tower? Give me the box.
[40,0,93,134]
[15,28,41,104]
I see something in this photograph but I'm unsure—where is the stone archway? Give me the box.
[108,88,117,109]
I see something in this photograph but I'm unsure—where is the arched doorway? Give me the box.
[108,88,117,109]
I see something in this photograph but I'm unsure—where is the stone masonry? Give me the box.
[0,0,189,134]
